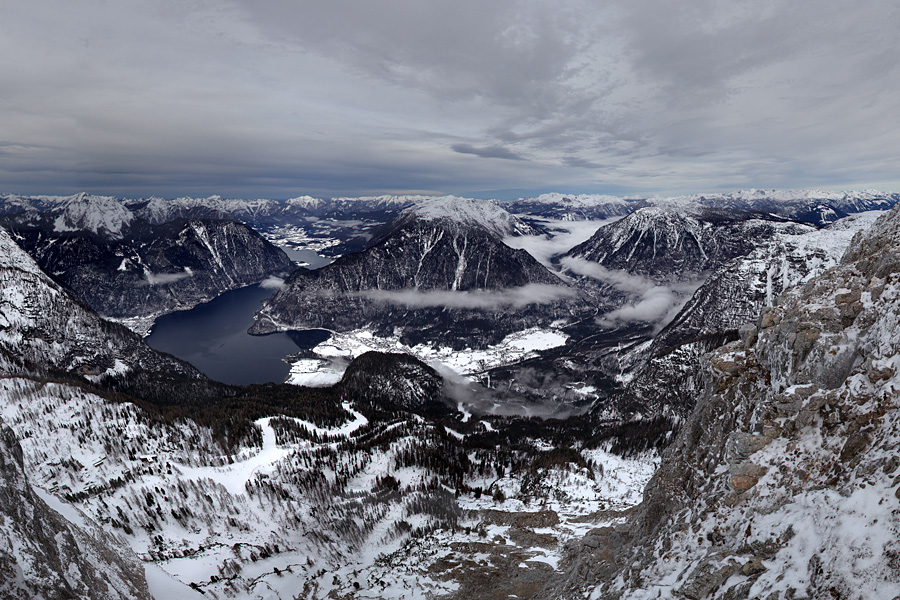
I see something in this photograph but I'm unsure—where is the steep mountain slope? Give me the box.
[542,204,900,599]
[252,197,580,348]
[7,218,292,334]
[610,211,883,420]
[0,421,153,600]
[480,209,820,411]
[565,207,811,283]
[0,226,198,380]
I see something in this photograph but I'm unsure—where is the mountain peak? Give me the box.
[54,193,133,238]
[399,195,540,238]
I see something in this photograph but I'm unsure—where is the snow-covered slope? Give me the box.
[543,203,900,600]
[53,193,135,238]
[0,420,152,600]
[0,362,659,599]
[394,195,543,239]
[0,226,198,379]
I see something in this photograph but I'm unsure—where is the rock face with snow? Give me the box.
[8,218,292,333]
[566,207,810,283]
[252,197,580,348]
[390,196,544,239]
[543,204,900,599]
[0,226,198,380]
[609,211,884,420]
[0,421,152,600]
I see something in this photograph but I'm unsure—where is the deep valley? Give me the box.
[1,190,899,599]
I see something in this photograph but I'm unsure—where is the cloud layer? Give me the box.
[352,284,576,310]
[2,1,899,198]
[561,257,703,328]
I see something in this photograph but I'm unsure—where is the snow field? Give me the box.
[286,326,569,388]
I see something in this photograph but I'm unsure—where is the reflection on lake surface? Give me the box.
[146,284,330,385]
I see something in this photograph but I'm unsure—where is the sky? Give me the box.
[2,0,899,200]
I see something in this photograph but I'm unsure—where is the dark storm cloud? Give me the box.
[1,0,899,198]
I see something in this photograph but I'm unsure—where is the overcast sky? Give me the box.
[2,0,899,199]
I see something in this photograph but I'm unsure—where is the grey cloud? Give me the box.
[451,144,525,161]
[504,222,606,270]
[561,257,704,328]
[560,257,656,295]
[1,1,900,198]
[596,280,703,330]
[562,156,604,169]
[259,276,285,290]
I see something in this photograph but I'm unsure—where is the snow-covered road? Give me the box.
[176,405,368,496]
[176,417,291,495]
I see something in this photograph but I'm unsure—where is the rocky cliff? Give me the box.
[0,421,152,600]
[542,205,900,599]
[609,211,883,420]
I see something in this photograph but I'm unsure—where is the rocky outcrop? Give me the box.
[542,204,900,599]
[0,422,152,600]
[608,212,882,419]
[338,351,446,415]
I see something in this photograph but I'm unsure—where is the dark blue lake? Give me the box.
[145,284,329,385]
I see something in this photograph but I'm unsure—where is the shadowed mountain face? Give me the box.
[0,226,200,381]
[252,201,585,349]
[337,351,447,415]
[565,206,811,283]
[7,219,293,330]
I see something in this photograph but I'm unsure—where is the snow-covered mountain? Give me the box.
[505,193,647,220]
[505,189,899,224]
[9,219,293,334]
[540,203,900,600]
[564,206,811,283]
[390,195,544,239]
[605,211,884,423]
[0,226,198,380]
[2,188,900,599]
[251,197,580,348]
